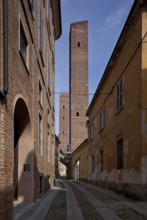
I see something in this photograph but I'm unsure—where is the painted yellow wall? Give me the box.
[71,139,88,180]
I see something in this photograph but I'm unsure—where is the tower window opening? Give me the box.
[77,42,80,47]
[76,112,79,116]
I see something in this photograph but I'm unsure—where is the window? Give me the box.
[39,81,43,107]
[47,59,50,89]
[66,145,71,153]
[47,110,50,125]
[23,164,30,171]
[39,174,43,194]
[38,8,43,52]
[29,0,35,17]
[48,132,50,162]
[47,0,50,21]
[19,21,28,65]
[76,112,79,116]
[38,114,43,155]
[63,105,65,109]
[100,150,103,172]
[116,79,123,111]
[77,42,80,47]
[91,156,94,173]
[117,138,123,169]
[51,25,55,52]
[90,123,94,141]
[100,107,105,131]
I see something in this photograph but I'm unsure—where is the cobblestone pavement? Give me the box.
[45,179,147,220]
[45,181,67,220]
[14,179,147,220]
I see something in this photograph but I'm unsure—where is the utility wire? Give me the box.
[51,92,111,96]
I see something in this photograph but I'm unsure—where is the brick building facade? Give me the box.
[58,92,69,152]
[0,0,61,219]
[87,0,147,200]
[69,21,88,151]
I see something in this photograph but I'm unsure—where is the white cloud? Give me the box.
[101,6,127,32]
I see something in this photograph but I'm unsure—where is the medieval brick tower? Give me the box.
[58,93,69,152]
[69,21,88,152]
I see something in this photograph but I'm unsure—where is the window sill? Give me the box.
[19,51,30,75]
[99,127,104,133]
[38,153,43,157]
[116,105,124,115]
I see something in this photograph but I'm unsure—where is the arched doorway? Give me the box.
[13,98,34,202]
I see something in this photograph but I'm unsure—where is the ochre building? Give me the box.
[71,139,88,181]
[0,0,61,219]
[86,0,147,200]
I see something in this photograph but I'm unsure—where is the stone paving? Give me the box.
[14,179,147,220]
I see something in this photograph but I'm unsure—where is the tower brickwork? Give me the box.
[69,21,88,151]
[59,93,69,152]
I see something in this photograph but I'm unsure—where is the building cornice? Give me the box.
[52,0,62,40]
[86,0,147,116]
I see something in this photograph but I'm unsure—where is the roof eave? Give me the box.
[86,0,142,116]
[52,0,62,40]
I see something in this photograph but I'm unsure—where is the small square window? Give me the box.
[24,164,30,171]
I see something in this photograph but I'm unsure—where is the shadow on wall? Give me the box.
[13,98,51,203]
[13,150,51,203]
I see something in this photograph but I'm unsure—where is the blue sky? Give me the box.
[55,0,134,134]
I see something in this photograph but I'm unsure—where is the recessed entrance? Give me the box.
[13,98,34,202]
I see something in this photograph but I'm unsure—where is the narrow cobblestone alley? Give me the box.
[14,179,147,220]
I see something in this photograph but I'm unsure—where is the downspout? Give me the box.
[0,0,8,100]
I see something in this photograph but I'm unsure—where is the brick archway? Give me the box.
[13,98,34,202]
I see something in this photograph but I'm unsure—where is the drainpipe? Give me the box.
[0,0,8,100]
